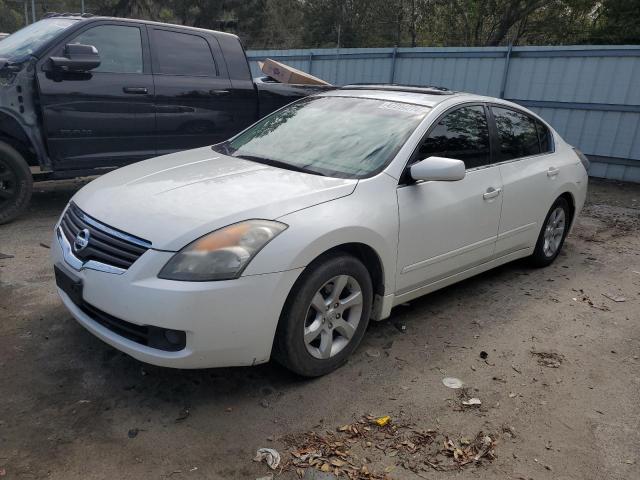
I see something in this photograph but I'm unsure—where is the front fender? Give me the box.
[0,59,49,168]
[243,174,400,294]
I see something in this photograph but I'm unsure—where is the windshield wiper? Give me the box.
[233,154,326,176]
[211,141,233,155]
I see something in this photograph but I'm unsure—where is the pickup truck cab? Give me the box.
[0,14,331,223]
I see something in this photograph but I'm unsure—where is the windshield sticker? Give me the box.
[378,102,429,115]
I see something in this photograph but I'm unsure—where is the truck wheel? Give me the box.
[0,141,33,225]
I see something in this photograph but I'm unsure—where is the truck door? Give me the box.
[37,21,156,171]
[149,27,242,154]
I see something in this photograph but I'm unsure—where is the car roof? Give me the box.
[320,86,535,113]
[321,87,475,108]
[42,14,240,40]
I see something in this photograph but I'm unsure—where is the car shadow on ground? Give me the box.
[53,247,548,413]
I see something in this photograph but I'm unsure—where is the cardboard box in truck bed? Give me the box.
[259,58,331,86]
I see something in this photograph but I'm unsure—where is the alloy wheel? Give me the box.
[303,274,363,359]
[542,206,566,257]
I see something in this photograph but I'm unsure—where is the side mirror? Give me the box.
[49,44,100,72]
[410,156,466,182]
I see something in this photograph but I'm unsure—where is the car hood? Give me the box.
[72,146,357,251]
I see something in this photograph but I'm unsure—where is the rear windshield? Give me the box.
[0,18,78,61]
[217,96,430,179]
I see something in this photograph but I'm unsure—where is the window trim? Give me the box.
[399,101,494,185]
[150,27,219,77]
[487,103,556,166]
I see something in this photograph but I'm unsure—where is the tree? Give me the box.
[1,0,26,32]
[590,0,640,44]
[1,0,639,48]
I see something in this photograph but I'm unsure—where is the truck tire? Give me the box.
[0,141,33,225]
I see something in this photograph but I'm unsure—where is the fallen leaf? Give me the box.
[374,415,391,426]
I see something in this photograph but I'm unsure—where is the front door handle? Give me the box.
[547,166,560,177]
[209,89,230,96]
[123,87,148,94]
[483,187,502,200]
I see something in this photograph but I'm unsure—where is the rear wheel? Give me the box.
[528,197,570,267]
[0,141,32,225]
[273,253,373,377]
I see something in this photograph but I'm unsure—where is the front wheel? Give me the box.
[273,253,373,377]
[0,141,33,225]
[528,197,571,267]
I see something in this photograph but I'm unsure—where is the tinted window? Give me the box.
[418,105,490,169]
[535,119,552,153]
[73,25,143,74]
[153,30,216,76]
[492,107,541,160]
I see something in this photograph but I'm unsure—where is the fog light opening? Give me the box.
[165,329,184,346]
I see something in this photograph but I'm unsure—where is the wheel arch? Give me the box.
[557,191,577,229]
[0,111,39,167]
[307,242,386,298]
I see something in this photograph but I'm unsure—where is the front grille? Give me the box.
[60,203,151,270]
[81,301,186,352]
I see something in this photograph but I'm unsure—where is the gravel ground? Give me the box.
[0,178,639,480]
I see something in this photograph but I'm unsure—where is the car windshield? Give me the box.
[216,96,430,179]
[0,18,78,60]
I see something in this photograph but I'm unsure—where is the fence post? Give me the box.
[499,43,513,98]
[308,52,313,74]
[389,46,398,84]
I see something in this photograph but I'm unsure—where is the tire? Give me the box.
[528,197,571,268]
[273,253,373,377]
[0,141,33,225]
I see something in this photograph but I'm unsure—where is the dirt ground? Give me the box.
[0,178,639,480]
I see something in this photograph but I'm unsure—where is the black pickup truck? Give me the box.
[0,14,331,223]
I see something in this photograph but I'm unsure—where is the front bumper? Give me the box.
[51,228,303,369]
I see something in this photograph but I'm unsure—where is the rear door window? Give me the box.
[417,105,491,169]
[535,119,553,153]
[492,107,542,160]
[152,29,217,76]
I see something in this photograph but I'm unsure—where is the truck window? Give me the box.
[152,29,217,76]
[72,25,143,74]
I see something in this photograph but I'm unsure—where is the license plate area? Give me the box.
[54,264,83,306]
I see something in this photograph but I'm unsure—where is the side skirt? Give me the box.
[371,247,533,321]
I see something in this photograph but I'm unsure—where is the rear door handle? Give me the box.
[483,187,502,200]
[123,87,148,94]
[547,166,559,177]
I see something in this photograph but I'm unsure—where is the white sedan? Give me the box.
[51,86,588,376]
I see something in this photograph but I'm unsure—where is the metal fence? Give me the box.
[247,45,640,182]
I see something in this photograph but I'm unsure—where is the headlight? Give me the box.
[158,220,287,281]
